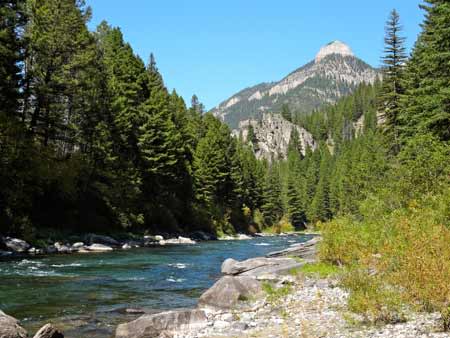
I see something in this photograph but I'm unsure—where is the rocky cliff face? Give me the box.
[233,113,316,162]
[212,41,380,129]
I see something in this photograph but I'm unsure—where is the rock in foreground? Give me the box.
[115,309,207,338]
[198,276,263,310]
[33,324,64,338]
[0,310,27,338]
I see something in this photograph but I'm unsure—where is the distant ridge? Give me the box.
[211,41,380,128]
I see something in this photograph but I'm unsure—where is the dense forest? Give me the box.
[0,0,273,238]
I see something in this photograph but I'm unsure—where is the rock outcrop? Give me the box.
[115,309,207,338]
[0,310,27,338]
[233,113,316,161]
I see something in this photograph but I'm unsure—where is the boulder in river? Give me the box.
[86,243,113,252]
[115,309,207,338]
[3,237,31,253]
[32,324,64,338]
[72,242,84,249]
[190,231,217,241]
[54,242,72,254]
[159,237,196,245]
[198,276,263,310]
[85,234,120,247]
[0,310,28,338]
[45,245,58,254]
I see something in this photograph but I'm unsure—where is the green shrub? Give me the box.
[296,262,341,278]
[262,282,292,304]
[342,268,405,324]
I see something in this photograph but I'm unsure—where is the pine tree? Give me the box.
[138,54,183,182]
[193,114,233,208]
[262,165,283,226]
[400,0,450,141]
[379,9,407,153]
[308,146,332,222]
[24,0,100,148]
[286,173,306,229]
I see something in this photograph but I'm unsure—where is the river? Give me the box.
[0,234,312,337]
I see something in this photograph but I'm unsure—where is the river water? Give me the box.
[0,234,312,337]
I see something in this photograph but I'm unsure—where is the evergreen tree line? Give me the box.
[0,0,269,237]
[266,1,449,228]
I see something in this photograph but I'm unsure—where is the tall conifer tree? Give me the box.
[379,9,407,153]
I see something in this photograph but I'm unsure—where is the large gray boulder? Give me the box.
[221,257,301,276]
[85,234,119,247]
[3,238,30,253]
[198,276,263,310]
[115,309,207,338]
[33,324,64,338]
[0,310,27,338]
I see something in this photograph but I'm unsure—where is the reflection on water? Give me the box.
[0,234,312,338]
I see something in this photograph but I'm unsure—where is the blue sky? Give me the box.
[86,1,424,109]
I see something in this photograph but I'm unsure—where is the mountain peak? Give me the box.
[315,40,354,63]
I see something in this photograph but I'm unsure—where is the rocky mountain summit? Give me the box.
[232,113,316,162]
[212,40,380,128]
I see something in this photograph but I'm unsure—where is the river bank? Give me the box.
[0,232,261,259]
[3,232,443,338]
[0,233,312,337]
[114,237,450,338]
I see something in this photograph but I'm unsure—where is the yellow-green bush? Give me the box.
[320,189,450,327]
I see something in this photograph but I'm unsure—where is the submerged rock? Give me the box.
[0,310,27,338]
[115,309,207,338]
[0,250,12,257]
[198,276,263,310]
[32,324,64,338]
